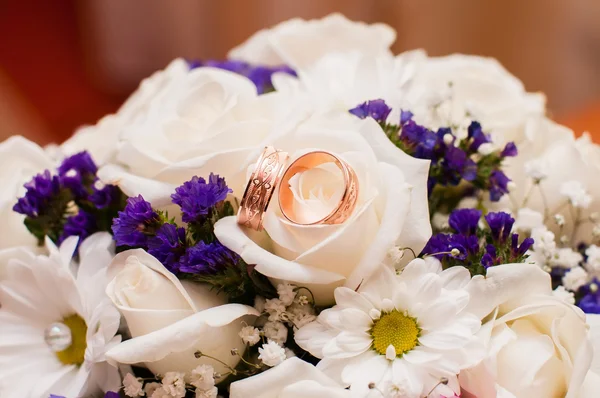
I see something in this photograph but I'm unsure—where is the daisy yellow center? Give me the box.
[55,314,87,366]
[371,310,419,357]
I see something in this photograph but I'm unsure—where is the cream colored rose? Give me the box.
[488,118,600,243]
[230,358,351,398]
[62,59,192,166]
[215,115,431,305]
[228,13,396,69]
[0,136,54,250]
[404,54,546,143]
[97,60,287,206]
[105,249,259,379]
[461,263,600,397]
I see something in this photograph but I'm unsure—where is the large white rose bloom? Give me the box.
[61,59,195,166]
[228,13,396,69]
[98,60,288,206]
[229,12,424,117]
[0,136,54,249]
[462,263,600,398]
[215,115,431,305]
[489,118,600,244]
[0,233,121,398]
[105,249,259,380]
[294,259,483,398]
[403,54,546,143]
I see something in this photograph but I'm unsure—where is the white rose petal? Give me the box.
[105,250,258,379]
[230,357,349,398]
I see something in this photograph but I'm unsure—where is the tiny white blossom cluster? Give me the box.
[241,284,317,368]
[122,366,218,398]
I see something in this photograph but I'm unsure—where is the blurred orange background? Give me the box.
[1,0,599,145]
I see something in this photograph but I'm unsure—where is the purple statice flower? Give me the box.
[481,244,498,268]
[489,170,511,202]
[400,109,414,124]
[467,121,491,152]
[421,233,478,261]
[171,174,232,223]
[511,234,534,258]
[579,287,600,313]
[58,151,98,177]
[89,183,121,209]
[400,120,439,159]
[449,234,480,260]
[349,99,392,123]
[112,195,160,248]
[58,151,98,199]
[13,170,61,217]
[443,146,477,183]
[179,240,239,274]
[501,142,518,158]
[485,212,515,244]
[58,210,96,244]
[448,208,482,235]
[147,223,187,273]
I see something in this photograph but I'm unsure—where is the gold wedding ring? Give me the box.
[237,146,289,231]
[237,148,359,230]
[279,151,359,225]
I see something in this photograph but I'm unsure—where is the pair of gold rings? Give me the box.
[237,146,359,231]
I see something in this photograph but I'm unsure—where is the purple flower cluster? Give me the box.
[349,99,518,209]
[579,281,600,313]
[13,151,125,247]
[57,151,98,199]
[179,240,239,274]
[13,170,61,218]
[189,59,296,94]
[171,174,232,223]
[113,174,238,276]
[148,223,187,272]
[349,99,392,123]
[112,195,160,248]
[58,210,96,245]
[422,209,534,275]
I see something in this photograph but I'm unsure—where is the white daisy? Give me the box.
[295,258,482,398]
[0,233,121,398]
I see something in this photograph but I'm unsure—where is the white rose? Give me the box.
[489,118,600,243]
[229,357,351,398]
[62,59,193,166]
[215,115,431,305]
[105,249,259,379]
[271,50,425,116]
[462,263,600,397]
[98,61,285,206]
[228,13,395,69]
[404,54,546,142]
[0,136,54,249]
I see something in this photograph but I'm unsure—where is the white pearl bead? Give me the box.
[44,322,72,352]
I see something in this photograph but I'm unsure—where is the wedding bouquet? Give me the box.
[2,13,600,398]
